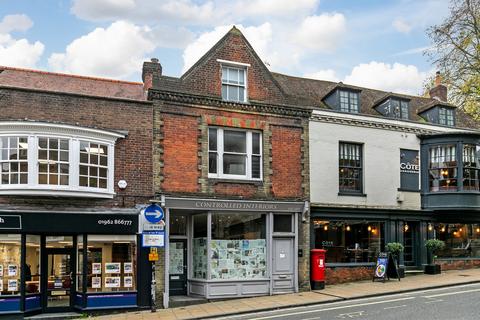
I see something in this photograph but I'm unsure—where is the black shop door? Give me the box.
[169,239,187,295]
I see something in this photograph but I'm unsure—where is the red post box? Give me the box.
[311,249,326,290]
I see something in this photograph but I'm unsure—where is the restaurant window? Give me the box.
[208,128,262,180]
[313,220,384,263]
[339,142,363,193]
[192,214,207,279]
[0,234,21,295]
[0,136,28,185]
[211,213,267,279]
[429,145,457,192]
[86,235,136,292]
[25,235,41,295]
[463,144,480,191]
[339,90,359,113]
[434,224,480,258]
[221,66,246,102]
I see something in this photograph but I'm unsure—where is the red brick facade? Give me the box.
[152,28,309,201]
[0,86,153,207]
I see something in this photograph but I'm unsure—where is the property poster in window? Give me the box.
[92,263,102,275]
[7,265,17,277]
[0,278,2,291]
[0,265,3,276]
[105,263,121,274]
[105,277,121,288]
[92,277,101,289]
[8,279,17,291]
[123,262,133,274]
[124,276,133,288]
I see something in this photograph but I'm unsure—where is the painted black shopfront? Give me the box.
[0,210,151,318]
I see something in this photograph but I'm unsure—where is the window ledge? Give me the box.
[338,192,367,197]
[0,187,115,198]
[209,178,263,186]
[397,188,420,192]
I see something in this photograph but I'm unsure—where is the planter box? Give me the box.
[424,264,441,275]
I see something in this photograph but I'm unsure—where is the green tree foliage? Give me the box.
[427,0,480,119]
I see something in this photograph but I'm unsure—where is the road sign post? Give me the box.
[141,204,165,313]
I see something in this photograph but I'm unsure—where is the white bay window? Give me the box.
[208,127,262,180]
[0,122,124,198]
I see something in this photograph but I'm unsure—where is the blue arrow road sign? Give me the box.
[144,204,164,224]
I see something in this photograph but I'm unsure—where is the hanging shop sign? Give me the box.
[400,149,420,191]
[0,215,21,230]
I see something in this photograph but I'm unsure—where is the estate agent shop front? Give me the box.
[0,209,154,317]
[162,197,305,304]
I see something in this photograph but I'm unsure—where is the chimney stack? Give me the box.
[142,58,162,93]
[429,71,447,102]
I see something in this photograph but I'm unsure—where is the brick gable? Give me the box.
[179,27,287,105]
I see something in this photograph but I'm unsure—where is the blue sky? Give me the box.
[0,0,450,95]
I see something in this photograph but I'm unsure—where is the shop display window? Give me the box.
[25,235,40,294]
[77,235,84,292]
[313,220,384,263]
[210,213,267,280]
[170,214,187,236]
[86,235,136,292]
[434,224,480,258]
[192,214,207,279]
[0,234,21,295]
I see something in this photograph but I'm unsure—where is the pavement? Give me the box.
[91,268,480,320]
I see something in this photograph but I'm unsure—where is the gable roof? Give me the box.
[0,66,145,100]
[271,72,479,129]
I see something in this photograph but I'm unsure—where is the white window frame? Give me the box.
[208,127,262,181]
[439,107,455,126]
[338,90,359,113]
[220,63,248,103]
[0,121,124,198]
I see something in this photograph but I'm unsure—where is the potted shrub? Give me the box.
[386,242,404,278]
[425,239,445,275]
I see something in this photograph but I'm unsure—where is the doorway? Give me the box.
[169,239,187,295]
[403,222,418,267]
[272,238,295,294]
[41,236,75,312]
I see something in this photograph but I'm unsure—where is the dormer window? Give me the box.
[439,107,455,126]
[339,90,359,113]
[376,98,409,120]
[323,88,360,113]
[221,65,247,103]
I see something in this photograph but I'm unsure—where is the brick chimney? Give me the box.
[429,71,447,102]
[142,58,162,92]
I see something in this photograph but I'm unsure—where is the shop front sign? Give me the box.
[0,215,21,230]
[164,197,305,212]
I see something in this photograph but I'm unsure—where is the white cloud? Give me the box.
[392,18,412,34]
[182,23,273,73]
[71,0,215,25]
[294,13,347,52]
[304,69,339,82]
[0,34,44,68]
[344,61,427,95]
[0,14,43,68]
[233,0,318,17]
[48,21,155,79]
[0,14,33,34]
